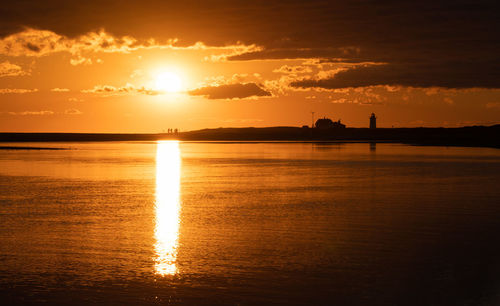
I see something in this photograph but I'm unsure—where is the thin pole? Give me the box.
[311,111,315,128]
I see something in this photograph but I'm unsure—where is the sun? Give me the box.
[154,72,183,93]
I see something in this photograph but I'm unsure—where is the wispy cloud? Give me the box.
[0,88,38,94]
[4,109,83,115]
[273,65,313,75]
[82,83,160,96]
[51,88,70,92]
[64,108,83,115]
[7,110,53,115]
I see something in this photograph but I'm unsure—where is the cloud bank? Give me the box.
[0,0,498,88]
[0,28,261,65]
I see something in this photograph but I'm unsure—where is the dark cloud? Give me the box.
[25,42,40,52]
[291,61,500,89]
[1,0,499,88]
[189,83,271,99]
[2,1,496,48]
[228,47,361,61]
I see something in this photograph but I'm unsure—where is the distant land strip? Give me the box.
[0,146,66,150]
[0,125,499,148]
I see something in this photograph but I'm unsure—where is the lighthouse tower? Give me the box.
[369,113,377,129]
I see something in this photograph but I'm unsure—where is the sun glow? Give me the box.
[154,72,183,93]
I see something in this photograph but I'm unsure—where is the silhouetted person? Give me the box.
[370,113,377,129]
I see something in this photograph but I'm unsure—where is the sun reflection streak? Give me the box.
[154,140,181,276]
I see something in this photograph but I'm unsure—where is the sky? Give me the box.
[0,0,499,132]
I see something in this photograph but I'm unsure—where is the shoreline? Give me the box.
[0,125,499,149]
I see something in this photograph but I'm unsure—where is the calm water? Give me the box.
[0,142,499,305]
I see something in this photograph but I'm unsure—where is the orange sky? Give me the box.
[0,1,499,132]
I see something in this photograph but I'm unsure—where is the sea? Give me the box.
[0,141,499,305]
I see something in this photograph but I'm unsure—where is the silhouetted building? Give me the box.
[370,113,377,129]
[315,117,346,129]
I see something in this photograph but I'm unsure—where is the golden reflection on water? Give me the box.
[154,140,181,276]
